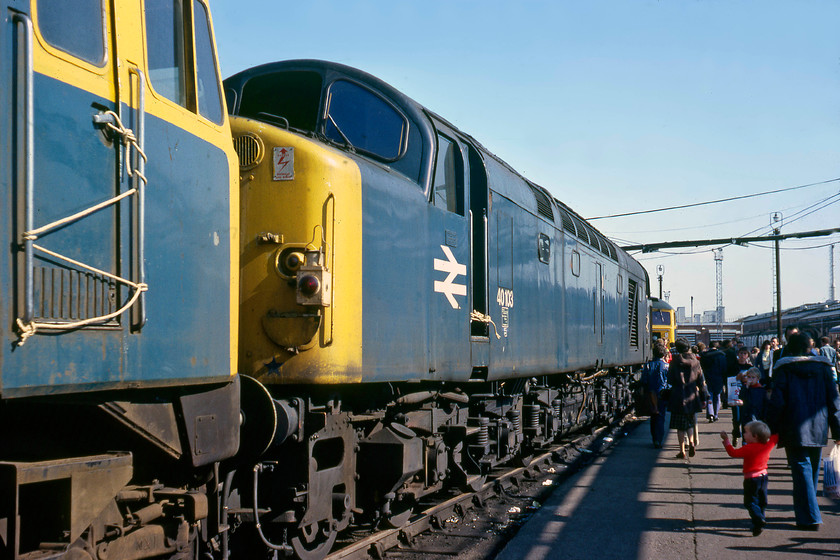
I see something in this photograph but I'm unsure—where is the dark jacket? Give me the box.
[739,384,768,426]
[767,355,840,448]
[641,359,669,394]
[667,352,706,415]
[699,349,727,393]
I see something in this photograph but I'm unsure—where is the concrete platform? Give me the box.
[495,408,840,559]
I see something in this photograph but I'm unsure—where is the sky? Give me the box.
[212,0,840,321]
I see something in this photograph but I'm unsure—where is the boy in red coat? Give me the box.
[721,420,779,535]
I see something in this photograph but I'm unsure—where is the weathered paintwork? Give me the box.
[226,60,651,386]
[0,0,239,397]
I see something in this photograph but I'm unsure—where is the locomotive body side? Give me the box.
[478,152,650,379]
[227,60,650,387]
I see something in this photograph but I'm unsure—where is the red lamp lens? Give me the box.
[298,275,320,296]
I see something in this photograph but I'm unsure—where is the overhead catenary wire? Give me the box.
[603,194,839,236]
[585,177,840,221]
[619,191,840,254]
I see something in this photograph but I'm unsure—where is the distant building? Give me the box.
[676,306,741,345]
[738,300,840,346]
[676,322,742,345]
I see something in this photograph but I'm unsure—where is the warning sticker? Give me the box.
[273,147,294,181]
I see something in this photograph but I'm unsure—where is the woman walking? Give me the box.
[668,338,707,459]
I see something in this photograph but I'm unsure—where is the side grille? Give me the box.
[34,266,118,324]
[528,184,555,222]
[571,216,590,245]
[233,133,264,169]
[556,204,576,235]
[628,279,639,347]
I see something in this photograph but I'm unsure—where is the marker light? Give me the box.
[298,275,321,297]
[285,252,305,272]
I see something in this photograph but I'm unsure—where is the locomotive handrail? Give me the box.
[14,109,148,345]
[129,66,147,330]
[13,12,34,323]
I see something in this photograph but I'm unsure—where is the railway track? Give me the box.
[325,413,640,560]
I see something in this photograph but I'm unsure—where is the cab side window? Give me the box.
[432,134,464,215]
[325,80,406,161]
[36,0,105,65]
[192,0,224,123]
[147,0,188,106]
[145,0,224,124]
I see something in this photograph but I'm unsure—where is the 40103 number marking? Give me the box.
[496,288,514,308]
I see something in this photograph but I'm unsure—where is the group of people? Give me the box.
[640,330,840,536]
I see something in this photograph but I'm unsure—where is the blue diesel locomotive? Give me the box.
[0,1,240,559]
[221,60,652,558]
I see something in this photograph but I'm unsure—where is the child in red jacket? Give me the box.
[721,420,779,535]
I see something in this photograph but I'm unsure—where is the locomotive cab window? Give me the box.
[238,71,323,132]
[36,0,105,65]
[146,0,188,106]
[192,0,224,123]
[325,80,406,161]
[432,134,464,215]
[145,0,224,123]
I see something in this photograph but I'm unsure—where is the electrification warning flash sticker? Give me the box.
[273,147,294,181]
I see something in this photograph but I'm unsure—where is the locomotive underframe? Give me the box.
[227,368,636,557]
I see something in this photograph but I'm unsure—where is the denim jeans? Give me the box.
[706,392,721,419]
[784,446,822,525]
[650,399,668,447]
[743,474,768,527]
[731,406,741,438]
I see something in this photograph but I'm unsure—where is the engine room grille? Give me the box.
[556,204,576,235]
[34,266,118,324]
[628,278,639,347]
[233,133,264,169]
[528,184,555,222]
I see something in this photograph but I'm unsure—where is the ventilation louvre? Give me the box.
[34,266,118,324]
[628,278,639,347]
[528,184,555,222]
[233,133,264,169]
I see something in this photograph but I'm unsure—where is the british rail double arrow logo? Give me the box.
[433,245,467,309]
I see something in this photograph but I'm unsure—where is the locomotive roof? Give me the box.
[226,60,639,274]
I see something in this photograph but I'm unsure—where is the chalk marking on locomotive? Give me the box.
[273,146,294,180]
[433,244,466,309]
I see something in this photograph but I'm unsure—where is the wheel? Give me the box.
[290,521,338,560]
